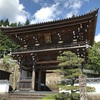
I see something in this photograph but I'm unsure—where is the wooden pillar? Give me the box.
[43,70,46,91]
[41,70,46,91]
[16,64,22,91]
[30,54,36,92]
[38,70,42,91]
[32,67,35,91]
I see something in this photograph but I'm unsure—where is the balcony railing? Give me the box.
[12,41,86,53]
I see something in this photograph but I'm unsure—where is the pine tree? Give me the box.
[18,22,22,27]
[10,22,17,27]
[0,22,19,58]
[0,20,4,26]
[25,19,30,25]
[4,18,9,26]
[55,51,95,99]
[56,51,84,93]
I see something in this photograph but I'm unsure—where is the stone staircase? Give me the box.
[6,91,56,100]
[7,92,45,100]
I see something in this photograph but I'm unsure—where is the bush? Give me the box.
[71,93,80,100]
[42,94,56,100]
[42,93,80,100]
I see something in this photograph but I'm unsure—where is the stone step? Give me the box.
[0,91,57,100]
[8,93,45,100]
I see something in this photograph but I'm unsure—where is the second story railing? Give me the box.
[12,41,87,53]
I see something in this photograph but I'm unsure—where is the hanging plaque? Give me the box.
[44,33,52,43]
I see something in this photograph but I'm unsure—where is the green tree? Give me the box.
[56,51,84,93]
[4,18,9,26]
[85,42,100,75]
[18,22,22,27]
[0,20,4,26]
[10,22,17,27]
[25,19,30,25]
[0,29,19,58]
[52,51,95,100]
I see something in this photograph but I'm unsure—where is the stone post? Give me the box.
[79,75,87,100]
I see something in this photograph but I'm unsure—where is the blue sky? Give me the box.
[0,0,100,42]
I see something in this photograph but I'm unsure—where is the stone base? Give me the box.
[14,90,20,92]
[29,90,36,92]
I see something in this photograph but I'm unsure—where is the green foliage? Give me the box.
[0,18,31,90]
[57,51,84,81]
[42,94,56,100]
[0,55,16,71]
[10,22,17,27]
[86,86,95,92]
[42,93,80,100]
[25,19,30,25]
[85,42,100,74]
[55,93,71,100]
[18,22,23,26]
[0,19,21,58]
[55,84,95,92]
[70,93,80,100]
[0,30,19,58]
[45,51,85,100]
[53,51,94,100]
[57,51,84,67]
[0,20,4,26]
[56,68,82,79]
[54,51,84,96]
[4,18,9,26]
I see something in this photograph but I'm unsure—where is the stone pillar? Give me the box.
[79,75,87,100]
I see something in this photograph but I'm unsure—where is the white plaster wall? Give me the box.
[87,82,100,93]
[0,81,9,93]
[60,82,100,93]
[75,82,100,93]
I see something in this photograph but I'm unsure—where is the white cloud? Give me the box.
[0,0,29,23]
[31,0,89,23]
[32,0,40,3]
[66,0,82,18]
[32,0,47,7]
[31,3,59,24]
[70,1,82,10]
[95,33,100,42]
[0,0,89,24]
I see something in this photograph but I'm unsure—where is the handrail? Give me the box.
[12,41,86,53]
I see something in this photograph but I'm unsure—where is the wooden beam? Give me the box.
[36,60,59,64]
[12,45,87,55]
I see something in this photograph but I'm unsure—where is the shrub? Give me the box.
[42,93,80,100]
